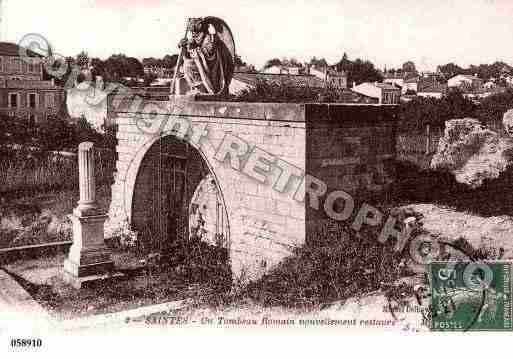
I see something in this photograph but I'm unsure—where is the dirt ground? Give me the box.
[2,245,231,320]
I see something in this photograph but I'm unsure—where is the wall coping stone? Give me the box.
[108,95,398,125]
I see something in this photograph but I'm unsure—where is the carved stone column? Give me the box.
[64,142,114,289]
[75,142,99,216]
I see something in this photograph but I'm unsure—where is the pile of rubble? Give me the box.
[431,117,513,188]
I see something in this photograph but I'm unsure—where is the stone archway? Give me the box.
[129,134,231,264]
[107,100,310,283]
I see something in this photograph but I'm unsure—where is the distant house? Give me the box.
[262,65,290,74]
[417,83,448,99]
[143,65,174,78]
[337,88,378,104]
[229,72,326,95]
[150,78,172,87]
[461,86,506,100]
[447,74,483,88]
[0,42,64,124]
[351,82,401,104]
[403,77,419,94]
[308,66,347,89]
[383,75,404,90]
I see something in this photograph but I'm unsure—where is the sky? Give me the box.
[2,0,513,71]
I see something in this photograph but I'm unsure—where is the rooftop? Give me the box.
[450,74,481,80]
[418,83,448,93]
[375,82,401,90]
[355,82,400,90]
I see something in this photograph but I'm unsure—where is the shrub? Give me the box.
[398,89,477,130]
[0,113,117,154]
[476,88,513,128]
[232,79,343,103]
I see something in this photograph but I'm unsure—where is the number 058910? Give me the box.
[10,338,42,348]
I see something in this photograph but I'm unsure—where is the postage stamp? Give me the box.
[430,261,512,331]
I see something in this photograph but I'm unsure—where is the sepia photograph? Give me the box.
[0,0,513,354]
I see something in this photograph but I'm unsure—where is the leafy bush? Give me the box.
[476,88,513,128]
[238,207,422,307]
[0,113,116,153]
[398,89,477,130]
[231,79,343,103]
[34,115,77,152]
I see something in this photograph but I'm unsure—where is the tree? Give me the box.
[234,54,246,67]
[125,57,144,78]
[281,57,301,67]
[348,58,383,85]
[476,88,513,127]
[34,115,76,151]
[103,54,143,81]
[162,54,178,68]
[76,51,90,69]
[309,57,328,69]
[142,57,160,68]
[398,88,477,130]
[402,61,416,74]
[333,53,382,85]
[90,58,106,81]
[335,52,351,73]
[437,63,465,78]
[263,58,282,70]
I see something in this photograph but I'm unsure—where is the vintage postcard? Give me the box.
[1,0,513,354]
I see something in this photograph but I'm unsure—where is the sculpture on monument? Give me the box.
[172,17,235,96]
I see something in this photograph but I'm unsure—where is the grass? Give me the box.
[3,245,231,319]
[0,147,115,249]
[0,148,114,195]
[0,184,111,249]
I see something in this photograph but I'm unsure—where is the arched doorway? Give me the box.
[130,134,230,275]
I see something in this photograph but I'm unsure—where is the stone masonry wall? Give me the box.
[304,104,397,244]
[108,98,306,282]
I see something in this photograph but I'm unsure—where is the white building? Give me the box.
[383,77,404,90]
[351,82,401,104]
[447,74,483,88]
[417,83,448,99]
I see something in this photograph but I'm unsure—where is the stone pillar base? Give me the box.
[62,264,121,289]
[63,213,119,289]
[63,258,115,278]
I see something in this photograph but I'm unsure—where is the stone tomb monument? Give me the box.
[106,16,399,283]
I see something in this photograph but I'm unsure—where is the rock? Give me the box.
[431,118,513,188]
